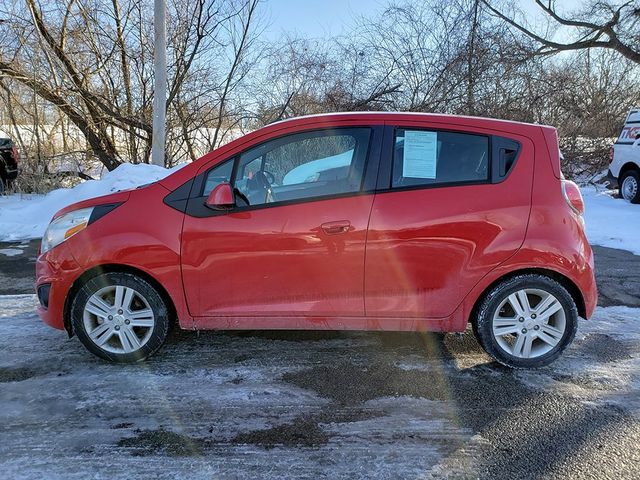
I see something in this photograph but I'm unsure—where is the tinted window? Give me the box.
[392,129,489,188]
[203,160,233,196]
[234,128,370,206]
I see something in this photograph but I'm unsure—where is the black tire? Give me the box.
[619,169,640,204]
[71,272,171,363]
[0,176,5,195]
[472,274,578,369]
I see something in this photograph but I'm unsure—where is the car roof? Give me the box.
[269,111,551,130]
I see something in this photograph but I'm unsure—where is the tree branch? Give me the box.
[481,0,640,64]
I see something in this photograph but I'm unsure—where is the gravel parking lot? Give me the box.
[1,241,639,479]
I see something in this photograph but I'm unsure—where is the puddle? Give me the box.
[230,408,382,449]
[231,416,330,448]
[282,362,453,406]
[0,367,36,382]
[578,334,633,363]
[118,427,203,456]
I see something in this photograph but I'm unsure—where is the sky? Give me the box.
[263,0,388,40]
[264,0,587,41]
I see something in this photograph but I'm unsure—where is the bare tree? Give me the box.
[482,0,640,64]
[0,0,262,170]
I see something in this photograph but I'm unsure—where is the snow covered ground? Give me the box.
[1,294,639,479]
[582,187,640,255]
[0,163,182,241]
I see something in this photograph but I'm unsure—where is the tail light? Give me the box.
[608,146,614,164]
[562,180,584,216]
[11,146,19,163]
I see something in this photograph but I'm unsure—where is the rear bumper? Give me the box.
[0,152,18,180]
[576,234,598,319]
[606,169,618,189]
[35,243,82,331]
[6,166,18,180]
[1,166,18,182]
[582,256,598,319]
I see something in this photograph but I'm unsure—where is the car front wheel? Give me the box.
[473,274,578,368]
[71,272,171,363]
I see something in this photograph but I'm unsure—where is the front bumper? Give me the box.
[35,243,83,331]
[606,169,618,189]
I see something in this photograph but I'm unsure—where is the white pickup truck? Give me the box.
[609,107,640,203]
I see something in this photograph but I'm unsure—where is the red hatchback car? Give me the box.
[36,113,597,368]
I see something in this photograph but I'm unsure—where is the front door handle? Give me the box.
[321,220,351,235]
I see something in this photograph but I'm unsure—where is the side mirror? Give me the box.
[205,182,235,210]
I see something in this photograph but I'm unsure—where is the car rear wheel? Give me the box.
[473,274,578,368]
[620,170,640,204]
[71,272,171,363]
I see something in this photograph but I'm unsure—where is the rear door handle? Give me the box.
[321,220,351,235]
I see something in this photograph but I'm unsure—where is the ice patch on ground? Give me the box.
[0,163,184,241]
[516,305,640,413]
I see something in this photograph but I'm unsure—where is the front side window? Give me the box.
[234,128,370,206]
[392,129,489,188]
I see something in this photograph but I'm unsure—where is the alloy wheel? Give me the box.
[82,285,155,354]
[492,288,567,359]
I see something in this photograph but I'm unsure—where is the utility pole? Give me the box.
[467,0,480,116]
[151,0,166,166]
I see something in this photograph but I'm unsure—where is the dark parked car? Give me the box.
[0,137,19,194]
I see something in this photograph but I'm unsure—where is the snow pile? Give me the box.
[0,163,182,241]
[582,187,640,255]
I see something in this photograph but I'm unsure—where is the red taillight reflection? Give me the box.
[609,146,614,164]
[562,180,584,216]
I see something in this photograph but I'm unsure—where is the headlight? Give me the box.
[41,207,94,254]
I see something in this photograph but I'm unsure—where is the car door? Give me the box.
[181,126,381,322]
[365,123,534,319]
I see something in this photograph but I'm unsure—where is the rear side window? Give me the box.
[392,129,489,188]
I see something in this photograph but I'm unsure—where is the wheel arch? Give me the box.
[620,162,640,177]
[63,263,178,337]
[469,267,587,326]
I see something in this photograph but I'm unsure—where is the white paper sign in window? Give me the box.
[402,130,438,179]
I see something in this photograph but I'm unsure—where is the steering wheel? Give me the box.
[263,170,276,185]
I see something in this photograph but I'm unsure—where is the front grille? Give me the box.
[37,284,51,309]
